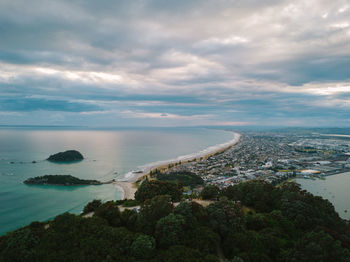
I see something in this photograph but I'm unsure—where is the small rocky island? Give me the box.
[47,150,84,162]
[24,175,102,186]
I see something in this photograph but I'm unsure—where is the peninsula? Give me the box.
[24,175,102,186]
[47,150,84,162]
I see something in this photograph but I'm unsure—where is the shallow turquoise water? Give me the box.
[0,127,234,235]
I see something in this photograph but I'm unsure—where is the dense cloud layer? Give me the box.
[0,0,349,126]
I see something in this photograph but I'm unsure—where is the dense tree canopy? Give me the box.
[288,231,350,262]
[201,184,220,200]
[94,201,122,227]
[130,234,156,259]
[47,150,84,162]
[24,175,101,186]
[174,201,207,229]
[1,180,350,262]
[82,199,102,214]
[136,195,174,235]
[156,171,204,188]
[155,213,186,248]
[206,199,245,239]
[135,180,183,202]
[222,180,279,212]
[278,183,345,231]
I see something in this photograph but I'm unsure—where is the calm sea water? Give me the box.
[0,127,234,235]
[296,172,350,220]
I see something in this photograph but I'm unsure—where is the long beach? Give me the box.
[115,132,241,199]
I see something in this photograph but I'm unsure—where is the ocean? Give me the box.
[0,127,235,235]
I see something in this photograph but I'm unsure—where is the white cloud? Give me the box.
[330,22,350,29]
[305,85,350,95]
[338,5,349,13]
[198,35,249,47]
[36,67,123,84]
[121,110,213,120]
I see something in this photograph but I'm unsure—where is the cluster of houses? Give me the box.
[164,132,350,188]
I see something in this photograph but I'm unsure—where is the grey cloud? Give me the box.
[246,54,350,85]
[0,0,350,126]
[0,97,102,112]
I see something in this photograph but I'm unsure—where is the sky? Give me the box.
[0,0,349,127]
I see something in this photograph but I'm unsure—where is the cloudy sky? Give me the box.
[0,0,349,127]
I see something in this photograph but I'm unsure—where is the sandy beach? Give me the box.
[115,132,241,199]
[114,181,138,200]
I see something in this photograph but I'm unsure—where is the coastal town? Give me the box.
[161,130,350,189]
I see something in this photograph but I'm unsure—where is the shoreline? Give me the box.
[113,181,138,200]
[115,131,241,199]
[295,171,350,220]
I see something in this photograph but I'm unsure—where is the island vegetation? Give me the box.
[23,175,102,186]
[2,179,350,261]
[47,150,84,162]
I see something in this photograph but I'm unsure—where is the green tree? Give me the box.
[36,214,136,262]
[174,201,207,229]
[155,245,220,262]
[155,213,186,248]
[222,180,279,212]
[201,185,220,200]
[0,227,41,262]
[130,234,156,258]
[120,208,138,230]
[206,199,245,239]
[82,199,102,214]
[279,183,345,231]
[137,195,173,234]
[188,226,220,254]
[156,171,204,188]
[135,180,183,202]
[288,231,350,262]
[2,179,350,262]
[94,201,122,227]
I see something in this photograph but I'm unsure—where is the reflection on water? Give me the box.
[0,127,234,235]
